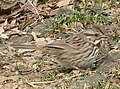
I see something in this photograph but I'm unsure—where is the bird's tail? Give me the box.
[10,44,44,50]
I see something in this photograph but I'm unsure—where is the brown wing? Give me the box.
[11,33,87,51]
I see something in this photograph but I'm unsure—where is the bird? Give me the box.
[11,25,109,70]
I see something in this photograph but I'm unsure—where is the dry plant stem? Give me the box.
[28,0,39,15]
[26,73,83,85]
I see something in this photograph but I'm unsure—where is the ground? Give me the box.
[0,0,120,89]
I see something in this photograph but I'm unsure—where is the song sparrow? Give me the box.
[11,25,109,70]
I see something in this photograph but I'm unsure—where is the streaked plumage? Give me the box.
[11,25,108,69]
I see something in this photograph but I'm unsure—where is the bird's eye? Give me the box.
[95,34,99,37]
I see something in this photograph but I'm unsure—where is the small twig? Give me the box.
[31,80,57,84]
[105,82,110,89]
[19,73,81,88]
[105,74,114,89]
[25,79,36,88]
[28,0,39,15]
